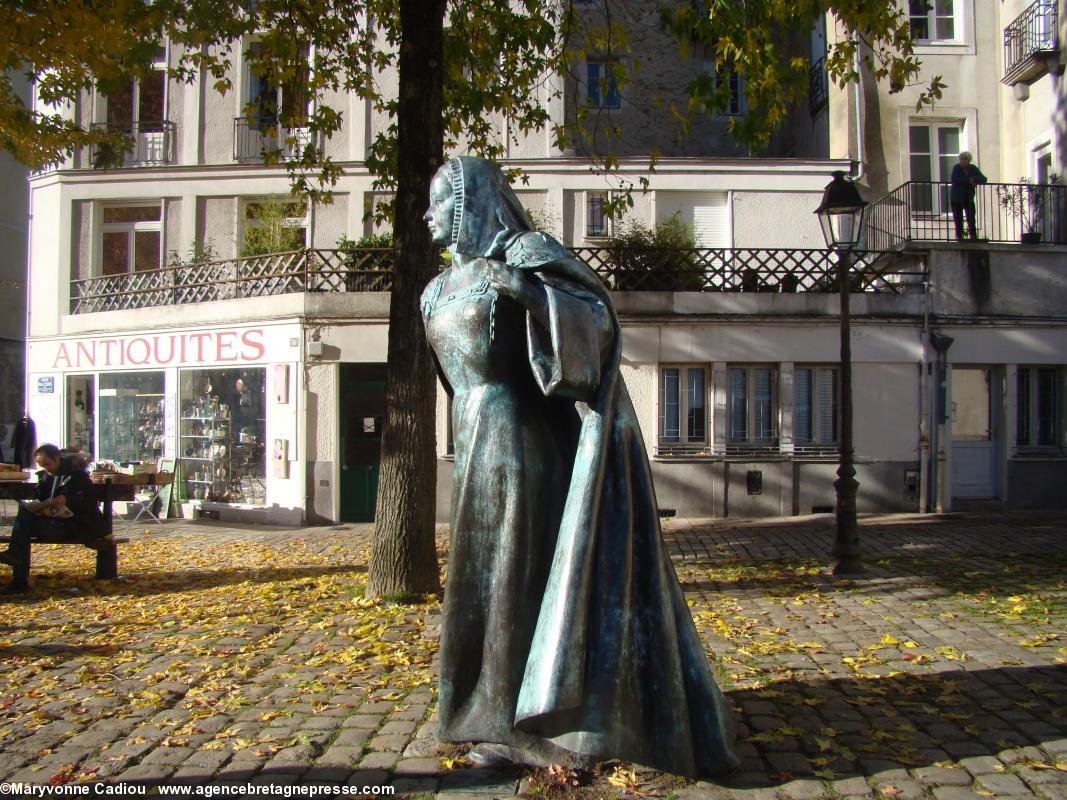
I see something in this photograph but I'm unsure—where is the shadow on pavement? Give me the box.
[720,663,1067,788]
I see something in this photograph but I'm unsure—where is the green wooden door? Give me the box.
[339,364,386,522]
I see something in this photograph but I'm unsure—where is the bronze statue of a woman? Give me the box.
[421,156,739,777]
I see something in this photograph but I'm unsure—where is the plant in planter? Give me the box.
[605,213,703,291]
[338,233,393,291]
[997,175,1061,244]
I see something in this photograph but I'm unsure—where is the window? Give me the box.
[585,60,620,108]
[908,122,962,214]
[909,0,958,42]
[180,368,266,505]
[658,365,708,453]
[1017,367,1062,448]
[706,65,744,116]
[795,366,839,449]
[98,372,165,463]
[101,204,162,275]
[245,41,310,128]
[586,192,608,237]
[727,366,777,450]
[241,198,308,257]
[105,44,166,132]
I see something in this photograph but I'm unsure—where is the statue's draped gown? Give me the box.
[422,156,739,778]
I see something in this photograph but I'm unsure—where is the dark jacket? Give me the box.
[12,416,36,468]
[35,456,107,540]
[950,163,987,204]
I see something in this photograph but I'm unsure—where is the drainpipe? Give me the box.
[852,35,865,182]
[929,330,954,513]
[918,257,930,511]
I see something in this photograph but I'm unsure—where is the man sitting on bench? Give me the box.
[0,444,108,594]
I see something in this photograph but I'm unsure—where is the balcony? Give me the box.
[1003,0,1060,86]
[68,246,921,315]
[233,117,314,163]
[863,180,1067,250]
[88,121,175,167]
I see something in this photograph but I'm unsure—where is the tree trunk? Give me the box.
[366,0,446,598]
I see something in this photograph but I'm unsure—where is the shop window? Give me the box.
[1017,366,1062,448]
[585,60,620,109]
[98,372,165,463]
[180,368,266,504]
[658,365,708,454]
[101,204,162,275]
[795,366,839,451]
[727,365,777,452]
[66,375,95,455]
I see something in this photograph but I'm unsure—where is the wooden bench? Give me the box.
[0,479,134,580]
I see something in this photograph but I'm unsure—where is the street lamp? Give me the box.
[814,171,868,575]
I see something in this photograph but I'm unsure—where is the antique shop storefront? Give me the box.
[26,321,304,524]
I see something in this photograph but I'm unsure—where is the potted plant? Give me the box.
[605,213,704,291]
[997,175,1060,244]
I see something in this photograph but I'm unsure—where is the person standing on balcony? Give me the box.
[950,151,987,241]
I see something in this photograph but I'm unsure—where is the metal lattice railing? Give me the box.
[1004,0,1058,83]
[862,180,1067,250]
[88,121,175,167]
[69,246,922,315]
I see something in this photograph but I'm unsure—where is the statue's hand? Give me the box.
[487,261,530,302]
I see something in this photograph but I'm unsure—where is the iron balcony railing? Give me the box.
[862,180,1067,250]
[69,246,922,315]
[809,56,828,117]
[233,117,314,162]
[1003,0,1058,84]
[88,121,175,167]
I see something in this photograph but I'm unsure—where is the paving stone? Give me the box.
[832,777,874,796]
[779,779,831,799]
[931,788,987,800]
[914,766,974,787]
[976,773,1031,795]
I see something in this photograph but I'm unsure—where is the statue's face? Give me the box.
[424,170,456,246]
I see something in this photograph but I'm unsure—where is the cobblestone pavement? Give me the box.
[0,512,1064,800]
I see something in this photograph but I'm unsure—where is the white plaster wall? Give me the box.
[732,191,826,248]
[619,362,657,456]
[620,321,922,365]
[27,183,66,339]
[312,194,349,249]
[164,197,183,262]
[202,45,238,165]
[265,360,303,514]
[945,326,1067,363]
[853,362,920,461]
[200,196,238,258]
[305,362,335,462]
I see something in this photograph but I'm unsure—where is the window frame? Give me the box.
[98,202,164,276]
[726,364,778,453]
[794,365,840,453]
[657,364,710,456]
[584,191,611,239]
[584,59,621,109]
[242,39,312,129]
[1016,366,1063,451]
[908,0,961,44]
[704,62,745,117]
[908,120,965,215]
[240,196,310,255]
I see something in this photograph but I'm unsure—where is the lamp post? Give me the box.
[815,171,868,576]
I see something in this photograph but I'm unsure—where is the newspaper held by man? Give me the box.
[18,499,74,519]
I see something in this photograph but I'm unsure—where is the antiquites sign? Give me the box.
[30,324,300,371]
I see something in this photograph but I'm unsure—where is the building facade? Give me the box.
[22,3,1067,523]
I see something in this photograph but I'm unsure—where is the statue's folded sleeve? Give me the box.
[526,279,613,402]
